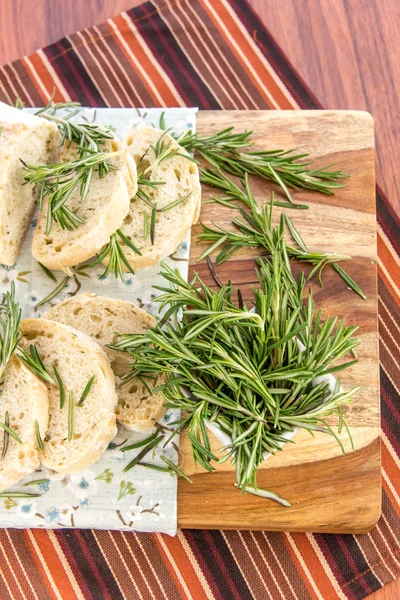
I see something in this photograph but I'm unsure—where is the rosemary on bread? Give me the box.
[111,243,360,495]
[0,282,21,381]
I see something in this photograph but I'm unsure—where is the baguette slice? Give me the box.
[19,318,118,473]
[44,293,166,431]
[108,126,201,272]
[0,356,49,492]
[0,102,60,266]
[32,133,138,273]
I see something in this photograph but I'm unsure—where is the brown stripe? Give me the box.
[157,1,242,109]
[181,0,259,109]
[4,530,45,600]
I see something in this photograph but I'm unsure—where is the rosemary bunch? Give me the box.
[177,127,347,203]
[111,256,359,491]
[0,283,21,381]
[23,151,118,234]
[197,170,365,298]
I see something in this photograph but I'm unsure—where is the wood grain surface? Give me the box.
[177,109,380,533]
[0,1,396,598]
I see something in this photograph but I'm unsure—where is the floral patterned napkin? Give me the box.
[0,107,198,535]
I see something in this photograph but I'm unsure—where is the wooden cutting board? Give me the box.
[177,110,380,533]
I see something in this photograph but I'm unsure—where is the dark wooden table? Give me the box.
[0,1,397,599]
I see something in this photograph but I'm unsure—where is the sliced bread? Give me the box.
[44,293,166,431]
[104,126,201,272]
[0,355,49,491]
[19,318,118,473]
[32,133,138,273]
[0,102,60,266]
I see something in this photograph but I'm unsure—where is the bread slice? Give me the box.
[32,132,138,273]
[44,293,166,431]
[0,355,49,491]
[0,102,60,266]
[106,126,201,272]
[19,318,118,473]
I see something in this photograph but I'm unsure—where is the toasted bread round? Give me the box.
[0,102,60,266]
[44,293,166,431]
[19,318,118,473]
[32,133,137,273]
[0,356,49,491]
[106,126,201,272]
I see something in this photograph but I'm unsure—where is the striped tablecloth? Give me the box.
[0,1,399,599]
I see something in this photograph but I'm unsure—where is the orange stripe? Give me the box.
[382,442,400,498]
[107,15,178,106]
[200,0,294,108]
[290,534,338,599]
[30,531,79,600]
[378,233,400,290]
[34,52,71,102]
[154,533,208,600]
[23,531,59,600]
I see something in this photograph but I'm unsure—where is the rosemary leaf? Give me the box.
[143,212,149,241]
[120,431,160,452]
[23,479,49,487]
[35,420,44,451]
[150,207,157,245]
[37,262,57,282]
[0,492,41,498]
[157,191,193,213]
[78,375,95,406]
[332,263,367,299]
[160,455,192,482]
[34,276,70,309]
[138,462,172,472]
[53,363,65,409]
[0,419,22,444]
[1,411,10,460]
[68,391,74,441]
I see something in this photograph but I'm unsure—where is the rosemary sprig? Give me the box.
[0,282,21,381]
[90,229,142,281]
[68,391,74,441]
[16,345,54,384]
[4,92,25,109]
[52,363,65,409]
[111,257,359,491]
[78,375,95,406]
[34,275,70,309]
[123,435,164,473]
[138,462,172,472]
[1,412,10,460]
[35,420,44,451]
[233,483,291,507]
[177,128,347,203]
[197,171,364,296]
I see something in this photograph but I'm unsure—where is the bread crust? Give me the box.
[0,356,49,491]
[44,293,167,431]
[32,134,137,272]
[19,318,118,474]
